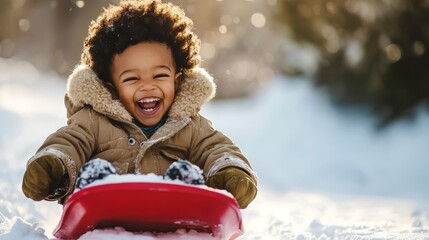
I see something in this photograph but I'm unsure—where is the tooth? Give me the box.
[138,97,159,103]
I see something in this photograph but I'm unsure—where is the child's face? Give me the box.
[111,42,181,127]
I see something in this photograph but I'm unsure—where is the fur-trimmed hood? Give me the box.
[65,65,216,122]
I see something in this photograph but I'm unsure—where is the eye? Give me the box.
[154,73,170,79]
[123,77,139,83]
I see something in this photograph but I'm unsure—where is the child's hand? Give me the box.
[22,154,66,201]
[205,167,257,208]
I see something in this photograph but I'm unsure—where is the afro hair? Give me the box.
[81,0,201,83]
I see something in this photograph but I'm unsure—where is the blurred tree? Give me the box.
[276,0,429,127]
[0,0,21,58]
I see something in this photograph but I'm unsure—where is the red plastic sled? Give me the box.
[53,182,243,239]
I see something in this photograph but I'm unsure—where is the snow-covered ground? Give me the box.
[1,57,429,239]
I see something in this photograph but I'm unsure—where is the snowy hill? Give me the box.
[1,57,429,239]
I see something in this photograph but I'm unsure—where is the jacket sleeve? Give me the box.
[188,115,258,184]
[26,107,99,201]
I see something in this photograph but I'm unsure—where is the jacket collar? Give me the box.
[66,64,216,122]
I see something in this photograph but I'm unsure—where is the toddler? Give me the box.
[22,0,257,208]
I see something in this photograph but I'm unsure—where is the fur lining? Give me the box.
[169,67,216,119]
[66,65,216,122]
[66,65,132,122]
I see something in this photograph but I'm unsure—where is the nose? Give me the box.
[138,78,156,91]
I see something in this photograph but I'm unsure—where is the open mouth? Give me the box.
[136,97,161,114]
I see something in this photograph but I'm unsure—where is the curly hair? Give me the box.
[81,0,201,83]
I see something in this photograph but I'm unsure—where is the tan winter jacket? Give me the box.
[28,65,257,202]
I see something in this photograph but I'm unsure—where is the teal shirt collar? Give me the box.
[132,115,168,138]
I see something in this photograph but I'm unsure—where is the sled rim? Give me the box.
[53,182,243,239]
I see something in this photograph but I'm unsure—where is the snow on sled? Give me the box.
[53,181,243,240]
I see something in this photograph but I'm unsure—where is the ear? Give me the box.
[174,72,182,92]
[104,81,119,100]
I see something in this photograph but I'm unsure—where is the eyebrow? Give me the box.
[118,65,173,79]
[118,69,134,79]
[156,65,172,72]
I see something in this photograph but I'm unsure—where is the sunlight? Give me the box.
[200,42,216,59]
[0,84,62,118]
[251,13,266,28]
[18,19,30,32]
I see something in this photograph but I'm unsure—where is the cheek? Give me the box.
[165,84,177,100]
[118,87,135,106]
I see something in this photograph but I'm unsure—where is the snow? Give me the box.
[75,173,226,195]
[163,159,205,185]
[80,228,215,240]
[78,172,167,189]
[1,57,429,239]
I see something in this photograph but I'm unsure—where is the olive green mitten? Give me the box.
[206,167,257,208]
[22,154,66,201]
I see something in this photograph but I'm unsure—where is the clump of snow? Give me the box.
[80,228,216,240]
[75,158,206,193]
[164,159,205,185]
[77,173,234,198]
[80,173,178,188]
[75,158,118,191]
[75,158,214,194]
